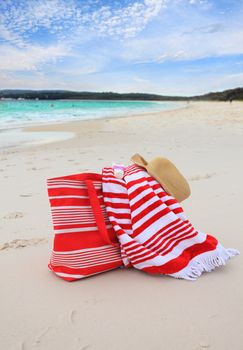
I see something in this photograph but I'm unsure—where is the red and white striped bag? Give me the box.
[47,172,123,281]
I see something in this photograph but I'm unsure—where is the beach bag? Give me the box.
[47,172,123,281]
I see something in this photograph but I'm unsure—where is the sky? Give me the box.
[0,0,243,96]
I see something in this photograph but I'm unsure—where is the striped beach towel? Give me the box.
[102,164,239,280]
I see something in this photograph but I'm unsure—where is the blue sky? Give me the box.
[0,0,243,96]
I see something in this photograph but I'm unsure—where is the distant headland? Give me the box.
[0,87,242,101]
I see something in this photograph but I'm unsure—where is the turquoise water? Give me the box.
[0,99,183,130]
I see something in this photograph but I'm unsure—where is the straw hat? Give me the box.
[131,153,191,202]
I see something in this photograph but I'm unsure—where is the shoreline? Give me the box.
[2,100,242,150]
[24,101,188,132]
[0,100,186,149]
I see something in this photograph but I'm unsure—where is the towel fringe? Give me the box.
[169,245,239,281]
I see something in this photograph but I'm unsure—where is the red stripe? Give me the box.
[104,201,130,209]
[122,240,136,248]
[103,192,128,200]
[145,219,187,248]
[161,232,198,256]
[131,199,164,225]
[129,191,158,212]
[128,184,151,201]
[133,207,171,236]
[156,225,194,253]
[108,212,131,220]
[48,260,122,282]
[131,251,158,265]
[142,234,218,275]
[102,179,127,188]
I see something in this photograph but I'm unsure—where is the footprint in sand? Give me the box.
[3,211,24,219]
[0,238,48,251]
[19,340,27,350]
[198,335,211,348]
[32,327,52,348]
[28,166,49,171]
[19,193,39,197]
[68,309,78,325]
[188,173,217,181]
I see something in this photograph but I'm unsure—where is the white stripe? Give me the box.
[145,223,193,252]
[102,175,125,182]
[52,214,96,219]
[157,228,197,254]
[104,197,129,204]
[133,211,178,243]
[113,224,133,235]
[52,250,121,261]
[132,196,159,218]
[107,216,131,225]
[48,185,89,189]
[103,185,126,194]
[53,218,96,223]
[48,181,101,187]
[48,179,90,183]
[133,231,207,268]
[52,245,119,255]
[129,187,152,206]
[132,204,167,231]
[53,213,94,220]
[52,257,122,268]
[49,195,102,199]
[51,205,105,210]
[53,221,97,226]
[125,171,147,182]
[103,207,130,214]
[144,220,189,248]
[52,210,106,215]
[123,244,145,255]
[128,180,149,195]
[54,272,85,278]
[52,254,121,265]
[52,252,121,264]
[167,203,181,210]
[54,265,120,279]
[131,250,158,264]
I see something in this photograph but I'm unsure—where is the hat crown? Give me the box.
[130,153,191,202]
[130,153,148,167]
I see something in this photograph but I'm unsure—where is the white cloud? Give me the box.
[121,22,243,63]
[79,0,167,38]
[0,44,70,71]
[0,0,167,47]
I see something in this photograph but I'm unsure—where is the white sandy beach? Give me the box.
[0,101,243,350]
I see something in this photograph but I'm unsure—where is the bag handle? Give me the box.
[85,180,117,247]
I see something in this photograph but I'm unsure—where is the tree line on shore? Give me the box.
[0,87,242,101]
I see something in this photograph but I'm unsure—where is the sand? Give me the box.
[0,101,242,350]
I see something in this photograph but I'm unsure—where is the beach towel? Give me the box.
[102,164,239,280]
[47,172,122,281]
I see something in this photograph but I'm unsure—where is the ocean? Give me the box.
[0,100,184,148]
